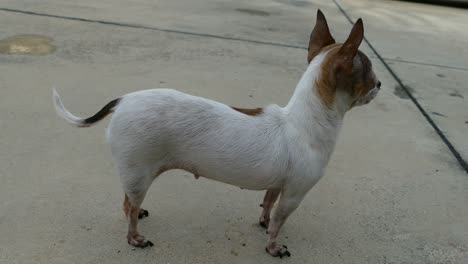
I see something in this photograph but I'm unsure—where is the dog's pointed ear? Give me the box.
[307,10,335,63]
[335,18,364,74]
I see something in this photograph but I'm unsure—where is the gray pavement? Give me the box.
[0,1,467,263]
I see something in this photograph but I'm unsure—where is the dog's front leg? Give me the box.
[265,188,308,258]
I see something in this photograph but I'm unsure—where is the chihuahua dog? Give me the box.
[53,10,380,258]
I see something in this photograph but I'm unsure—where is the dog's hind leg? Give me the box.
[123,194,149,219]
[125,189,154,248]
[120,168,155,248]
[259,189,280,229]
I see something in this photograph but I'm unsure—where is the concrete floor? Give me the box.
[0,0,467,263]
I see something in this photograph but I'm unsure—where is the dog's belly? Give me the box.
[200,166,280,190]
[158,161,280,190]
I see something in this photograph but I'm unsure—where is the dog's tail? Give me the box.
[52,88,121,127]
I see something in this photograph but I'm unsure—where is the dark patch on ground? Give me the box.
[465,121,468,124]
[431,112,447,117]
[449,91,464,98]
[235,8,270,16]
[393,84,414,99]
[436,73,446,78]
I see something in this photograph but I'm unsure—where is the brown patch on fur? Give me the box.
[314,80,334,108]
[314,46,340,108]
[320,43,342,54]
[231,107,263,116]
[310,42,342,63]
[314,47,375,108]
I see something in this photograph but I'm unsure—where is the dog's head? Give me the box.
[307,10,380,109]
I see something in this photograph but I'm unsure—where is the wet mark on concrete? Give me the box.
[465,121,468,124]
[436,73,446,78]
[431,112,447,117]
[236,8,270,16]
[0,34,55,55]
[449,91,464,99]
[393,84,414,99]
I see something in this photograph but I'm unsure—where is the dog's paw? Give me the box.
[266,245,291,258]
[127,235,153,248]
[138,209,149,219]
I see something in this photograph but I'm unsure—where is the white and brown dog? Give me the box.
[53,10,380,258]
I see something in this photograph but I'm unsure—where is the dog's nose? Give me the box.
[377,81,382,89]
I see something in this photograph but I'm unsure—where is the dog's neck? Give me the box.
[284,53,352,158]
